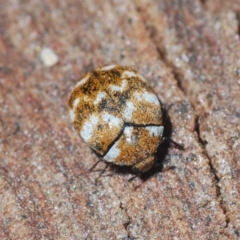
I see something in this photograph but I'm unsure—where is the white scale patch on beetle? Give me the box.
[75,73,90,88]
[69,109,75,121]
[123,101,135,121]
[135,91,159,105]
[73,98,80,108]
[104,141,120,162]
[122,70,146,82]
[94,92,106,105]
[102,113,122,127]
[69,65,166,173]
[146,126,164,138]
[124,126,134,144]
[110,79,128,92]
[80,114,99,142]
[98,64,116,71]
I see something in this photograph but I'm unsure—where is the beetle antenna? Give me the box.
[162,137,184,150]
[128,173,140,182]
[89,160,102,171]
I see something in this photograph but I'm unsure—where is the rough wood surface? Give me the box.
[1,0,240,239]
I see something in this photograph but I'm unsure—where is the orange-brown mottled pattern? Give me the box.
[104,126,160,166]
[133,156,156,172]
[96,66,163,125]
[69,65,163,162]
[69,72,124,155]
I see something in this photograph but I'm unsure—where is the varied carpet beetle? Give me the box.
[69,65,164,173]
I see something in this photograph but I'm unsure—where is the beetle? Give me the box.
[69,65,173,173]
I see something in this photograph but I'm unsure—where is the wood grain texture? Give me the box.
[0,0,240,239]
